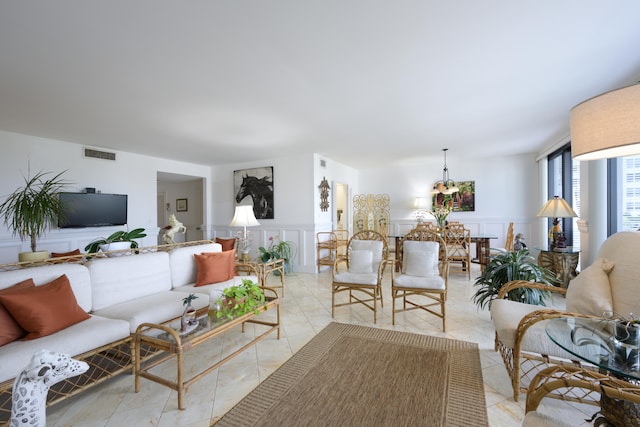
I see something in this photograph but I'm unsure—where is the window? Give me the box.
[547,144,579,247]
[610,154,640,232]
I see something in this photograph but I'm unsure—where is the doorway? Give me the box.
[157,172,205,244]
[333,182,349,232]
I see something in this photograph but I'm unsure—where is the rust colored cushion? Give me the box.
[51,249,81,258]
[0,274,90,340]
[0,279,35,346]
[215,238,237,251]
[194,251,235,286]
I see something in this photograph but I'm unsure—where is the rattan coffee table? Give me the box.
[134,288,280,410]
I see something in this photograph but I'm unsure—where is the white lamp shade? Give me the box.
[571,84,640,160]
[229,205,260,227]
[414,197,428,209]
[536,196,578,218]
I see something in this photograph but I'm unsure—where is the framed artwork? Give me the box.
[432,180,475,212]
[176,198,188,212]
[233,166,274,219]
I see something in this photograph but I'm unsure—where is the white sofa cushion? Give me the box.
[566,257,614,317]
[92,291,209,333]
[0,315,130,383]
[88,252,172,311]
[0,264,92,312]
[168,243,221,288]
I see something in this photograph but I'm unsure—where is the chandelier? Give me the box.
[431,148,459,195]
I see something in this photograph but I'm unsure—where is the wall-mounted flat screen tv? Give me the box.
[58,192,128,228]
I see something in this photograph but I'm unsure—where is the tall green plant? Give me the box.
[0,171,69,252]
[472,249,558,310]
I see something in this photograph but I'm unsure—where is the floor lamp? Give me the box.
[229,205,260,261]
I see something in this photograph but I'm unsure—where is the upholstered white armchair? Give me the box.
[491,231,640,401]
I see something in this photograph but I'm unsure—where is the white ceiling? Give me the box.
[1,1,639,169]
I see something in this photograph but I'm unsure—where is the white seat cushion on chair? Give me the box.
[350,250,373,273]
[490,299,576,360]
[350,240,383,264]
[334,272,378,286]
[394,274,445,290]
[402,240,439,277]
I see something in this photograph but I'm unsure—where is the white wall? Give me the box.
[0,130,211,263]
[358,153,541,249]
[0,129,543,271]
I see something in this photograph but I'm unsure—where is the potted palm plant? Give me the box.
[472,249,558,310]
[84,228,147,255]
[0,170,69,262]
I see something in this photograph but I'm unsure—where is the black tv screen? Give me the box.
[58,192,128,228]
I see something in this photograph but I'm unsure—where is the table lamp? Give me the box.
[536,196,577,251]
[414,196,431,223]
[229,205,260,260]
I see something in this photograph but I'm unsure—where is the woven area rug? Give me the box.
[214,322,488,427]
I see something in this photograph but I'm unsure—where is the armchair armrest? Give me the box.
[332,257,348,275]
[497,280,567,299]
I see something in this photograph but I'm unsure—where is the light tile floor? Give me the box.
[45,266,598,426]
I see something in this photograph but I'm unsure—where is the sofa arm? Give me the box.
[497,280,567,299]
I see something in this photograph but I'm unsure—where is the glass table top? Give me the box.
[546,317,640,381]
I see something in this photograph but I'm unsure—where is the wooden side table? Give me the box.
[537,247,579,288]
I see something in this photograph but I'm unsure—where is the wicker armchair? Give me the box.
[491,231,640,401]
[332,230,388,323]
[392,228,449,330]
[523,365,640,426]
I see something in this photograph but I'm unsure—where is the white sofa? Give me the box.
[0,241,257,421]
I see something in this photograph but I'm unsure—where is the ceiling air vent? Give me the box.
[84,147,116,161]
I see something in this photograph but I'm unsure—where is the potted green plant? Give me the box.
[181,293,199,333]
[472,249,558,310]
[84,228,147,255]
[214,279,265,320]
[258,236,297,274]
[0,170,69,262]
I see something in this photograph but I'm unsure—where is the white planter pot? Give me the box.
[99,241,132,257]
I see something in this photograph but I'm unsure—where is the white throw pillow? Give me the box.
[566,258,614,317]
[403,241,439,277]
[350,250,373,274]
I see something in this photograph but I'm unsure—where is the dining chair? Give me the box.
[444,223,471,279]
[392,228,449,331]
[332,230,388,323]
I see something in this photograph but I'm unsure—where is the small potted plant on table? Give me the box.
[214,279,265,320]
[258,236,296,274]
[84,228,147,256]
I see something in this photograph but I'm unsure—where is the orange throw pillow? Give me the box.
[215,238,237,251]
[194,251,234,286]
[0,279,35,346]
[0,274,90,340]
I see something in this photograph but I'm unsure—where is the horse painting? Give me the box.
[235,173,274,219]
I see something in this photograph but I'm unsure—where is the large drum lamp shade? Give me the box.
[570,83,640,160]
